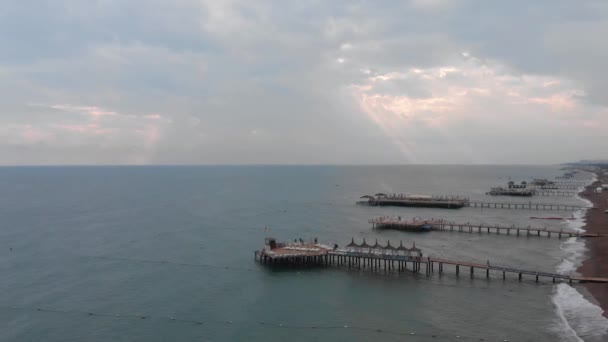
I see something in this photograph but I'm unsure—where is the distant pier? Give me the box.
[487,181,577,197]
[556,176,594,181]
[369,217,603,238]
[533,190,577,196]
[358,197,589,211]
[465,201,587,211]
[255,239,608,284]
[530,184,583,190]
[358,193,468,209]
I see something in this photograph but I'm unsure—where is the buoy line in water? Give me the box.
[1,304,513,341]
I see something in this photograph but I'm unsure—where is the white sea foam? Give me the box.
[556,237,586,275]
[559,205,587,276]
[552,177,608,341]
[552,284,608,342]
[566,209,587,233]
[578,195,594,210]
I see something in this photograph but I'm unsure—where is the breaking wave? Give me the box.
[553,174,607,341]
[552,284,608,341]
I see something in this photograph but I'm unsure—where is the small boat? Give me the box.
[419,224,433,231]
[530,216,576,220]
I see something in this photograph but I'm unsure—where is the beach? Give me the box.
[578,172,608,318]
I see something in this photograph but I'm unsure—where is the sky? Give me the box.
[1,0,607,165]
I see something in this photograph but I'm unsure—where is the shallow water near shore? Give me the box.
[0,165,606,341]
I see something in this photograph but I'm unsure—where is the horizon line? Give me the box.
[0,163,570,168]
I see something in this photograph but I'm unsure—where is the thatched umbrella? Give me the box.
[410,242,422,257]
[360,238,372,253]
[384,240,396,255]
[372,239,383,253]
[345,237,360,252]
[397,240,410,256]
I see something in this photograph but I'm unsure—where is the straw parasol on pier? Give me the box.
[384,240,396,255]
[360,238,372,253]
[346,238,360,252]
[372,239,384,253]
[410,242,422,257]
[397,240,410,256]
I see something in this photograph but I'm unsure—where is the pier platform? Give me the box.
[255,239,608,284]
[358,194,468,209]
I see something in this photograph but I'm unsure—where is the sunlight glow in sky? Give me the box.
[1,1,607,164]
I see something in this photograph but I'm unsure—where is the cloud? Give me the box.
[48,104,118,117]
[350,54,608,163]
[0,1,607,164]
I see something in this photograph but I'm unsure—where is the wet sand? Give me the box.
[578,172,608,318]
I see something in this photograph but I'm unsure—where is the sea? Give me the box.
[1,165,607,341]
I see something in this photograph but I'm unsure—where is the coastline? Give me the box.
[577,172,608,318]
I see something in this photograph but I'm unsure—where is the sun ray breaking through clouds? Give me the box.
[0,1,608,164]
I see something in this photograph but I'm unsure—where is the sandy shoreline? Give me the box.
[577,172,608,318]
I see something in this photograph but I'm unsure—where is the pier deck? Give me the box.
[255,240,608,284]
[533,190,577,196]
[357,197,588,211]
[358,194,469,209]
[465,201,588,211]
[369,217,603,238]
[555,176,594,181]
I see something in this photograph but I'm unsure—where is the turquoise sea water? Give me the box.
[0,165,604,341]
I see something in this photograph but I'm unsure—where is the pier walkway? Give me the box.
[533,185,582,190]
[255,240,608,284]
[533,190,577,196]
[465,201,587,211]
[357,197,588,211]
[369,217,604,238]
[555,176,594,181]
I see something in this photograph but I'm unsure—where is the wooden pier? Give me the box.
[465,201,587,211]
[533,190,577,196]
[485,189,576,197]
[358,193,469,209]
[255,239,608,284]
[486,187,534,197]
[357,196,587,211]
[369,217,604,238]
[556,176,594,181]
[529,184,582,190]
